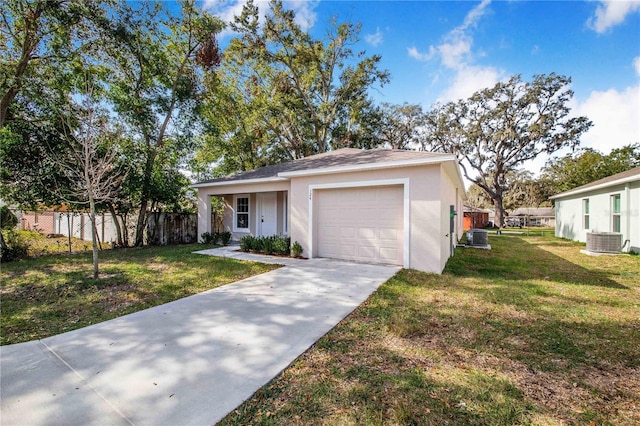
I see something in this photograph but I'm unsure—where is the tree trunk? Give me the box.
[493,195,506,228]
[108,204,124,247]
[89,196,99,279]
[134,200,148,247]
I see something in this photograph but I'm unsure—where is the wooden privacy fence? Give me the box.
[147,212,198,245]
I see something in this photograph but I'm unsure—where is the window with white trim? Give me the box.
[611,194,621,233]
[583,198,590,229]
[234,195,250,232]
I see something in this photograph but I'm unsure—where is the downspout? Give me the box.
[625,183,631,252]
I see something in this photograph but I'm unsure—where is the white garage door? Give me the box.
[316,185,404,266]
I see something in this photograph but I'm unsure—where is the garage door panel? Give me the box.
[379,247,399,263]
[316,186,403,266]
[358,245,377,258]
[358,227,377,239]
[379,228,399,241]
[339,244,357,257]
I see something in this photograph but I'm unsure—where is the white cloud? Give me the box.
[417,0,491,70]
[575,85,640,152]
[634,56,640,76]
[407,46,434,61]
[437,65,502,103]
[202,0,318,38]
[525,84,640,175]
[365,27,383,47]
[408,0,500,103]
[587,0,640,33]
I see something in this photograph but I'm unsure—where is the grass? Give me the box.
[0,244,278,345]
[3,230,103,257]
[220,233,640,425]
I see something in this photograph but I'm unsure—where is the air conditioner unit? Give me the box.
[467,229,489,247]
[586,232,622,253]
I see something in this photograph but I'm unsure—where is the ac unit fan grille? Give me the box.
[586,232,622,253]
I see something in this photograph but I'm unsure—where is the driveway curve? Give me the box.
[1,248,399,425]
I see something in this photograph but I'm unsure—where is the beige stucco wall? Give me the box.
[288,163,461,273]
[439,165,465,272]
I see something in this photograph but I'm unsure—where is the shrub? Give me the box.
[200,232,219,245]
[219,231,232,246]
[240,235,254,252]
[262,236,275,255]
[1,230,30,262]
[291,241,303,258]
[273,236,290,256]
[0,206,18,230]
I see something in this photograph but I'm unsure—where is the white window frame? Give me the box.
[611,194,621,233]
[583,198,590,230]
[233,194,250,233]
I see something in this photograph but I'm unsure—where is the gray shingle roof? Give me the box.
[196,148,453,185]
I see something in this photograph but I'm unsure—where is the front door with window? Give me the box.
[257,192,277,236]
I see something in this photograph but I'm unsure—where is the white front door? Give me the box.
[257,192,277,236]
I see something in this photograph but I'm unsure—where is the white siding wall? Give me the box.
[555,182,640,253]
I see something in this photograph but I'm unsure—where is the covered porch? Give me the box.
[197,183,290,241]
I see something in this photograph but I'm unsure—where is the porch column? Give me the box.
[197,191,211,242]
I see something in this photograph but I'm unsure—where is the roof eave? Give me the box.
[191,176,289,189]
[549,174,640,200]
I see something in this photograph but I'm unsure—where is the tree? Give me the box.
[105,0,223,246]
[541,143,640,194]
[425,73,592,227]
[202,0,388,171]
[377,103,426,150]
[52,91,124,279]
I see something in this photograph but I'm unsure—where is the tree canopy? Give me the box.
[199,0,389,175]
[425,73,592,227]
[541,143,640,194]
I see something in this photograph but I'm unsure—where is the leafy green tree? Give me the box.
[425,73,592,227]
[105,0,223,246]
[202,0,388,174]
[377,103,426,150]
[542,143,640,194]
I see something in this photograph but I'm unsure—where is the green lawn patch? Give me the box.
[220,234,640,425]
[0,244,278,345]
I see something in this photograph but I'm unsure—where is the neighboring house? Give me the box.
[550,167,640,253]
[194,148,466,273]
[509,207,555,227]
[463,205,492,230]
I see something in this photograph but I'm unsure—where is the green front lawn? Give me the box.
[0,244,278,345]
[221,234,640,425]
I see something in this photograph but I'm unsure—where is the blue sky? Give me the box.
[203,0,640,173]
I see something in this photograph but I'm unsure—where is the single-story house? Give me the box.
[550,167,640,253]
[509,207,555,227]
[462,204,492,230]
[194,148,466,273]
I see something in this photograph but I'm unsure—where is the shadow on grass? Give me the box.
[447,234,628,289]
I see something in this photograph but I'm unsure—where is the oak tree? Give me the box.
[425,73,592,227]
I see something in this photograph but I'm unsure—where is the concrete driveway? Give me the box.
[0,248,399,425]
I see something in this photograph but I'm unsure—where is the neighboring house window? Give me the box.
[611,194,621,233]
[234,195,250,232]
[583,199,590,229]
